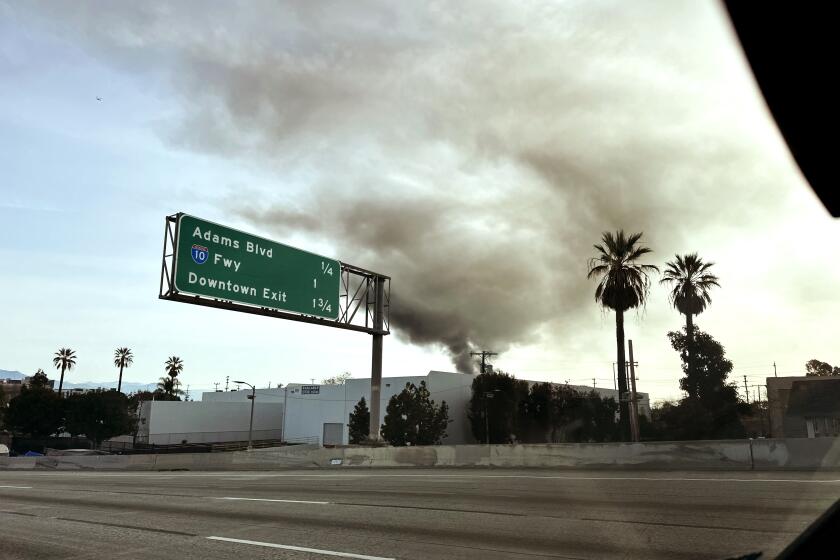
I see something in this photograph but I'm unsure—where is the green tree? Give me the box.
[563,390,620,443]
[805,359,839,376]
[5,387,64,439]
[323,371,352,385]
[519,382,556,442]
[64,390,134,447]
[380,381,449,446]
[114,347,134,394]
[669,328,736,407]
[655,327,746,440]
[29,369,51,389]
[468,371,529,444]
[53,347,77,396]
[348,397,370,444]
[521,384,619,443]
[661,253,720,385]
[587,230,658,440]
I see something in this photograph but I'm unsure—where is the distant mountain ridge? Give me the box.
[0,369,26,380]
[1,369,155,393]
[62,381,159,392]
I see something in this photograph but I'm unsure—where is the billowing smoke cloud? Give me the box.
[16,0,797,371]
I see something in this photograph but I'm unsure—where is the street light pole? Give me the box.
[233,380,256,451]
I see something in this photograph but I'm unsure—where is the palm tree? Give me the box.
[587,231,658,440]
[164,356,183,379]
[114,347,134,394]
[660,253,720,386]
[157,356,184,398]
[53,347,77,396]
[156,375,183,398]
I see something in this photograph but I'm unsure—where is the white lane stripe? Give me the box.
[214,497,329,505]
[0,485,32,489]
[207,536,394,559]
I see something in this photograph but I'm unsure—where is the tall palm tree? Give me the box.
[53,347,77,396]
[114,347,134,394]
[587,231,658,440]
[164,356,183,379]
[660,253,720,387]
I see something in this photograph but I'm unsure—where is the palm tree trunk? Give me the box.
[58,364,66,396]
[118,364,124,394]
[615,309,630,441]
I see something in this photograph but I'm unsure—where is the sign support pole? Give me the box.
[368,276,385,441]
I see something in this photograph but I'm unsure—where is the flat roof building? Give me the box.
[767,376,840,438]
[198,370,650,446]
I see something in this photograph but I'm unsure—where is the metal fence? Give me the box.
[132,429,282,446]
[101,438,286,455]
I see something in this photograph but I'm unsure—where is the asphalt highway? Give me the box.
[1,468,838,559]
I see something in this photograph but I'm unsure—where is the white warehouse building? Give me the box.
[140,370,651,446]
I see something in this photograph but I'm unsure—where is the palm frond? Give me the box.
[660,253,720,316]
[587,230,657,312]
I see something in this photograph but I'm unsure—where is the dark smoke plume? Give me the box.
[16,0,797,371]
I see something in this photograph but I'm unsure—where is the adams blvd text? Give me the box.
[192,226,274,259]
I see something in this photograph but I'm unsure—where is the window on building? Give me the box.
[805,417,840,438]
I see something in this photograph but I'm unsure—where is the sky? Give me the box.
[1,0,838,403]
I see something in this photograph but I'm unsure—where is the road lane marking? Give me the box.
[0,485,32,489]
[214,497,329,504]
[207,536,394,559]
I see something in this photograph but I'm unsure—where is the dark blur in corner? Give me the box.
[724,2,838,216]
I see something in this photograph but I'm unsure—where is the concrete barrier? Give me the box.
[0,457,36,470]
[751,437,840,469]
[2,438,839,471]
[492,441,753,470]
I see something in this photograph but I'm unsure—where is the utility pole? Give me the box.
[743,375,750,404]
[628,340,640,443]
[213,382,220,392]
[593,377,597,390]
[470,351,498,374]
[773,362,777,377]
[225,376,229,392]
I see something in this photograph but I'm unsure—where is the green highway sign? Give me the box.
[174,214,340,319]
